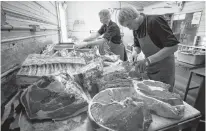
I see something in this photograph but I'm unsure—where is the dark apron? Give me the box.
[99,41,127,61]
[137,19,175,92]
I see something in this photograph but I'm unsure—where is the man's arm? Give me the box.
[86,38,107,47]
[147,16,179,64]
[84,23,106,42]
[74,26,107,49]
[83,32,101,42]
[148,45,178,64]
[86,24,117,47]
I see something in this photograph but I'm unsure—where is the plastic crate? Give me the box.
[177,51,205,65]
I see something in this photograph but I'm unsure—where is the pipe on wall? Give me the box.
[1,25,33,31]
[1,25,59,31]
[1,65,20,78]
[1,33,58,43]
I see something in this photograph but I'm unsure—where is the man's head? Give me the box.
[99,9,111,24]
[118,6,143,30]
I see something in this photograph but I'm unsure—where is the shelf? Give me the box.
[178,44,206,49]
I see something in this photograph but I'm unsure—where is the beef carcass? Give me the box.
[16,53,86,85]
[89,87,152,131]
[20,74,90,120]
[21,54,86,66]
[133,80,185,119]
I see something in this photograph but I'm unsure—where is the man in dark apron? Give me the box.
[118,6,179,92]
[74,9,127,61]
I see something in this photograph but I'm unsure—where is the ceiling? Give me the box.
[121,1,162,8]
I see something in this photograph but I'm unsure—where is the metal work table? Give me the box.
[19,102,201,131]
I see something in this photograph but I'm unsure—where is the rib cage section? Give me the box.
[18,63,84,76]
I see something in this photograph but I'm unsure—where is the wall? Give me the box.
[144,1,205,36]
[1,1,59,104]
[1,1,59,75]
[66,1,119,40]
[66,1,137,46]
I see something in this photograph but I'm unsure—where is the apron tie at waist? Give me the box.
[98,41,127,61]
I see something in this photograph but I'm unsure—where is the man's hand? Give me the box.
[74,41,88,49]
[131,50,138,64]
[135,59,147,73]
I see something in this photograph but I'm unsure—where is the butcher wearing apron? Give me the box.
[98,20,127,61]
[137,17,175,92]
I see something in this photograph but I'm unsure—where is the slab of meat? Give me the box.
[89,88,152,131]
[66,47,100,64]
[96,70,133,91]
[74,61,134,99]
[101,54,119,62]
[133,80,185,119]
[79,63,133,93]
[20,74,90,120]
[73,58,103,96]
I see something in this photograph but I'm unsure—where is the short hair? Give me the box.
[118,6,140,26]
[99,9,111,19]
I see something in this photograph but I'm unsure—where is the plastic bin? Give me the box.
[177,51,205,65]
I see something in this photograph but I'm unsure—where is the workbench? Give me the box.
[19,102,201,131]
[10,48,202,131]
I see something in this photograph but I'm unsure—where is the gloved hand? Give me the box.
[135,59,147,73]
[74,41,88,49]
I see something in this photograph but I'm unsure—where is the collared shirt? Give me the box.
[98,20,121,44]
[133,14,179,49]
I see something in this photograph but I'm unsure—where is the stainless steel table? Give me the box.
[19,102,201,131]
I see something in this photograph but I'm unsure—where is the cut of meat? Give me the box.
[73,58,104,93]
[101,54,119,62]
[73,61,134,98]
[91,100,150,131]
[133,80,185,119]
[17,63,84,86]
[89,88,152,131]
[66,47,100,64]
[142,80,171,90]
[96,70,133,91]
[98,78,133,91]
[20,74,90,120]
